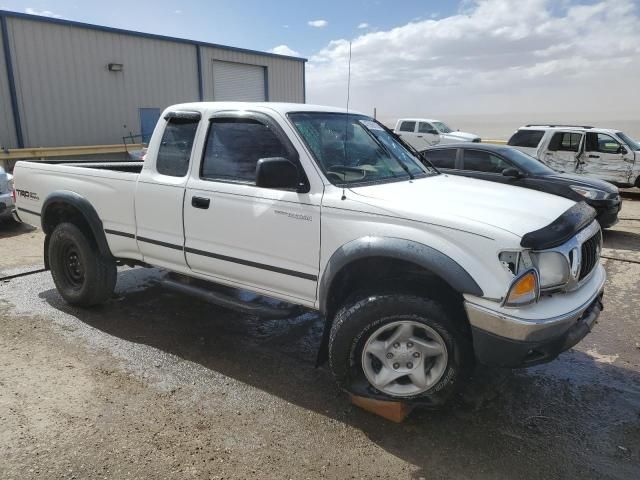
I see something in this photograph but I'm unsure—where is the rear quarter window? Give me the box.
[507,130,544,148]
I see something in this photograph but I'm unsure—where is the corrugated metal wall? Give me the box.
[0,14,305,148]
[0,19,17,149]
[6,17,199,147]
[200,46,304,103]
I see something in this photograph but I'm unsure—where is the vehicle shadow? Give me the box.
[602,229,640,253]
[0,220,35,239]
[38,269,640,479]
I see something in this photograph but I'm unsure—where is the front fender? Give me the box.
[318,236,483,315]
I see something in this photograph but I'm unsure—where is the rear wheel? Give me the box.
[48,222,116,306]
[328,294,471,404]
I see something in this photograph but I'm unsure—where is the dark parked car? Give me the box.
[421,143,621,228]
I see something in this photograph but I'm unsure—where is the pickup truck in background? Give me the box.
[13,102,605,405]
[508,124,640,188]
[394,118,481,150]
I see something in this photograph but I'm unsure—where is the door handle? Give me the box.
[588,155,600,158]
[191,196,210,209]
[416,135,423,138]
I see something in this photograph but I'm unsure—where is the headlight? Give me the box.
[570,185,608,200]
[503,269,539,307]
[530,251,569,289]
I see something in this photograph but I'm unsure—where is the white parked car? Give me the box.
[508,124,640,187]
[13,103,605,406]
[394,118,481,150]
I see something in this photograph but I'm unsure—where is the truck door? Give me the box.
[183,111,321,305]
[542,131,584,173]
[134,112,201,271]
[417,121,440,147]
[580,132,634,184]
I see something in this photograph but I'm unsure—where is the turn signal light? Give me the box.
[503,269,540,307]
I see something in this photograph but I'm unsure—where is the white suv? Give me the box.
[394,118,481,150]
[508,125,640,187]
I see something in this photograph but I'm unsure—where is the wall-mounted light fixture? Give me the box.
[108,63,123,72]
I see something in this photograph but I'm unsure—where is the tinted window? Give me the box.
[156,118,199,177]
[586,132,621,154]
[502,148,555,175]
[418,122,435,134]
[508,130,544,148]
[463,150,510,173]
[201,118,292,183]
[549,132,581,152]
[424,149,456,169]
[399,121,416,132]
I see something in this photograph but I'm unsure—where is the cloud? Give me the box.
[357,22,369,29]
[308,19,328,28]
[306,0,640,122]
[25,7,63,18]
[269,45,301,57]
[174,9,182,14]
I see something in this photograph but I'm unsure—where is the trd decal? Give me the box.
[15,189,39,201]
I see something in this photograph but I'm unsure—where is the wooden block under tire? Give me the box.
[350,394,414,423]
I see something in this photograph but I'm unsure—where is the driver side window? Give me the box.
[586,132,621,154]
[462,150,511,173]
[418,122,435,134]
[201,117,295,184]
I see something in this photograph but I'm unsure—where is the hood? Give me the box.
[543,172,618,194]
[443,131,479,141]
[348,174,576,239]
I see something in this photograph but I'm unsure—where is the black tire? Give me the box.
[328,294,472,405]
[48,222,117,307]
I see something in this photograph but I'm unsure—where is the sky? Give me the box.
[1,0,640,134]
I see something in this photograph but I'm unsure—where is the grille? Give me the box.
[579,233,600,280]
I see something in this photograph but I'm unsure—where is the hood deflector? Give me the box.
[520,202,597,250]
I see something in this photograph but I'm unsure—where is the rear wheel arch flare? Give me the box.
[41,191,113,259]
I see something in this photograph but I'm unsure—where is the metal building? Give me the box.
[0,10,306,149]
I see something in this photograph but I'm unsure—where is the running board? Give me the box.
[162,278,305,319]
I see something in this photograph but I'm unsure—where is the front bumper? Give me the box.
[0,192,15,220]
[590,197,621,229]
[464,266,606,367]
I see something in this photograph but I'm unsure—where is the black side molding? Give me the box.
[521,201,596,250]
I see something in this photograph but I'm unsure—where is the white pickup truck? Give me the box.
[13,102,605,405]
[394,118,481,150]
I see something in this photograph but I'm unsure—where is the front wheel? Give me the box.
[328,294,471,404]
[48,222,117,307]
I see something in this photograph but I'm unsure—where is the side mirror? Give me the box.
[618,145,628,155]
[427,129,439,135]
[502,167,523,178]
[256,157,307,192]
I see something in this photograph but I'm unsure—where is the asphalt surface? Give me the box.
[0,198,639,479]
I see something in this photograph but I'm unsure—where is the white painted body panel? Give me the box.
[12,102,601,324]
[511,126,640,185]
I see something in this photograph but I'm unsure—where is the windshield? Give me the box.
[433,121,453,134]
[288,112,431,186]
[502,148,556,175]
[616,131,640,151]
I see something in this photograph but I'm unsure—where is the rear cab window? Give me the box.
[398,121,417,133]
[507,130,545,148]
[156,114,200,177]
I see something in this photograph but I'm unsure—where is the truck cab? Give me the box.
[394,118,481,150]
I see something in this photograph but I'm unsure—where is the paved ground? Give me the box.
[0,197,639,479]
